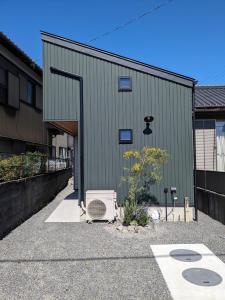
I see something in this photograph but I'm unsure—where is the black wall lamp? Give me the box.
[143,116,154,135]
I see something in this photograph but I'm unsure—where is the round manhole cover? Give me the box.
[182,268,223,286]
[170,249,202,262]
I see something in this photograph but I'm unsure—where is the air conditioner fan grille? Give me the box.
[87,199,107,219]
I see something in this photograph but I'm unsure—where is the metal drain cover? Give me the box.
[170,249,202,262]
[182,268,223,286]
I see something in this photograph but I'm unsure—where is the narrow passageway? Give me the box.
[45,180,80,223]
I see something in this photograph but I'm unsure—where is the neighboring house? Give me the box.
[0,32,46,154]
[41,31,196,210]
[195,85,225,172]
[0,32,73,158]
[52,133,73,159]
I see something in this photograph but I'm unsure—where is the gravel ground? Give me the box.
[0,184,225,300]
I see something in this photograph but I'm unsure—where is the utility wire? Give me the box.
[88,0,174,43]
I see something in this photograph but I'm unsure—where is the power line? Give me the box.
[88,0,174,43]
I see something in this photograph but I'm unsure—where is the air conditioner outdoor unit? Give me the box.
[86,190,117,223]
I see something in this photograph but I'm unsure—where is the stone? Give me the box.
[138,226,145,232]
[127,226,134,232]
[116,225,123,231]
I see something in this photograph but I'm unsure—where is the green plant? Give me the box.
[121,147,168,226]
[123,198,136,226]
[0,152,47,182]
[0,155,23,181]
[135,208,149,227]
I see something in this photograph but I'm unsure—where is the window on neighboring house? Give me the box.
[51,146,56,159]
[118,76,132,91]
[216,121,225,172]
[0,67,7,104]
[59,147,67,159]
[119,129,133,144]
[27,81,35,105]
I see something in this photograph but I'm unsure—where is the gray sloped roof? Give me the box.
[0,32,42,76]
[195,85,225,108]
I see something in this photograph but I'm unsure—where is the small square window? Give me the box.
[118,76,132,91]
[119,129,133,144]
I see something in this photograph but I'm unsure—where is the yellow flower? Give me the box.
[132,163,141,173]
[123,150,140,159]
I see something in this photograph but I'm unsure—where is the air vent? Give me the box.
[87,199,106,219]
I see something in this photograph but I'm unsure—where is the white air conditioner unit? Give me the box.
[86,190,117,223]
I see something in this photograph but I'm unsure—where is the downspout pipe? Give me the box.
[192,80,198,221]
[50,67,84,205]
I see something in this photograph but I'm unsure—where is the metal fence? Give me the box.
[197,170,225,225]
[0,152,71,182]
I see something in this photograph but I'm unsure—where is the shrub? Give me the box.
[123,198,136,226]
[121,146,168,227]
[0,152,47,182]
[0,155,24,181]
[122,147,168,207]
[135,208,149,227]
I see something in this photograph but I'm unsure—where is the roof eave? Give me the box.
[41,31,195,88]
[0,32,42,76]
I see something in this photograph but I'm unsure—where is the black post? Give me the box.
[164,187,168,221]
[192,81,198,221]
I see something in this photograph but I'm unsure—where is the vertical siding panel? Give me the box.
[43,41,194,204]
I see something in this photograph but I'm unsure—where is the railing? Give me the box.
[0,152,71,182]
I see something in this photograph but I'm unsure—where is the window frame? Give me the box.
[0,67,8,105]
[27,80,36,106]
[118,76,132,92]
[119,129,133,144]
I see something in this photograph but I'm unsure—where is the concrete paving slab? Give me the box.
[151,244,225,300]
[45,199,80,223]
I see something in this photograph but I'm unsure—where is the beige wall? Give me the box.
[52,133,73,157]
[0,102,47,145]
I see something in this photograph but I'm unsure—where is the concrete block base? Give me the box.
[116,206,194,222]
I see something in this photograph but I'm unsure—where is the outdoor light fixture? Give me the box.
[170,187,177,193]
[170,187,177,208]
[143,116,154,135]
[144,116,154,123]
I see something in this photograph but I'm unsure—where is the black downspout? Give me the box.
[79,78,84,205]
[50,67,84,204]
[192,81,198,221]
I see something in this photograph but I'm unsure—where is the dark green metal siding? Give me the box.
[43,41,194,204]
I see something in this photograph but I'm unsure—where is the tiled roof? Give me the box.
[195,85,225,108]
[0,32,42,76]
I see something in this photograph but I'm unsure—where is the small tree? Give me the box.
[122,147,168,226]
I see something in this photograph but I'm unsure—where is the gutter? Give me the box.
[192,81,198,221]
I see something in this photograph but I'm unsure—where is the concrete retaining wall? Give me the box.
[0,168,71,238]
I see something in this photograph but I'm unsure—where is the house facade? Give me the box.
[0,32,73,159]
[195,85,225,172]
[0,32,47,154]
[41,32,195,208]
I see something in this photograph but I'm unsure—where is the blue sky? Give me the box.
[1,0,225,85]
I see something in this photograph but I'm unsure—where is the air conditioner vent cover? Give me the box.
[87,199,106,219]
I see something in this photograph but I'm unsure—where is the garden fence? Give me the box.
[0,152,71,182]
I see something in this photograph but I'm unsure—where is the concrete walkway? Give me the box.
[1,183,225,299]
[45,189,80,223]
